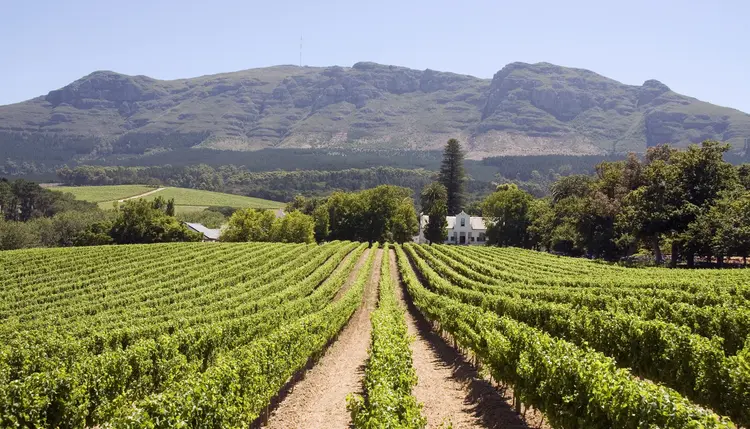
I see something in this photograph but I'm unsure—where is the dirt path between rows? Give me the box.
[390,250,530,429]
[118,187,165,202]
[263,247,382,429]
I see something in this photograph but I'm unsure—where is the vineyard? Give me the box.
[0,241,369,427]
[1,242,748,428]
[400,243,750,429]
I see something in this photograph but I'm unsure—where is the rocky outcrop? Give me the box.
[45,71,165,110]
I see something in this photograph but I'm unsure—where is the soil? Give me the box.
[263,248,382,429]
[389,249,536,429]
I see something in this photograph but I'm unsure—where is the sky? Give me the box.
[1,0,749,112]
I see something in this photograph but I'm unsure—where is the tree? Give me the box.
[0,219,40,250]
[482,184,534,248]
[74,221,114,246]
[0,180,12,220]
[718,191,750,265]
[311,204,330,242]
[151,196,167,211]
[465,201,482,216]
[390,198,419,243]
[549,175,593,203]
[165,198,175,217]
[617,159,681,264]
[45,210,111,247]
[669,141,738,266]
[420,182,448,244]
[424,201,448,245]
[438,138,466,215]
[361,186,413,244]
[109,199,200,244]
[684,190,750,267]
[323,185,418,244]
[527,199,554,250]
[270,211,315,244]
[326,191,367,242]
[220,208,276,242]
[738,164,750,190]
[286,195,309,213]
[0,179,96,222]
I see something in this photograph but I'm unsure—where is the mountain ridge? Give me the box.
[1,61,748,164]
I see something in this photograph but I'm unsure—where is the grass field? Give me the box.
[52,185,284,210]
[53,185,156,202]
[140,187,283,209]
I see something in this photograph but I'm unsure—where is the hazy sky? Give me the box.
[1,0,748,112]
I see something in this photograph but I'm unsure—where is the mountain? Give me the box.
[1,61,749,166]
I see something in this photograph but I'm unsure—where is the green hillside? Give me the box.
[52,185,155,202]
[52,185,283,211]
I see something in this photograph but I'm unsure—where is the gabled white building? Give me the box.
[416,211,487,245]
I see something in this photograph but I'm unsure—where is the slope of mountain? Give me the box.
[1,61,749,164]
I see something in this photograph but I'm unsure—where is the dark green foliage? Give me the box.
[0,179,97,222]
[165,198,175,217]
[438,139,466,215]
[685,191,750,264]
[0,179,108,250]
[420,182,448,245]
[109,199,201,244]
[0,219,42,250]
[73,221,114,246]
[482,184,534,247]
[312,204,330,242]
[738,164,750,190]
[390,200,419,244]
[549,175,593,203]
[323,186,418,244]
[205,205,238,217]
[496,141,750,266]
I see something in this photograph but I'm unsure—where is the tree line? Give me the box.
[278,185,419,244]
[477,141,750,266]
[0,180,202,250]
[208,184,422,245]
[0,178,423,250]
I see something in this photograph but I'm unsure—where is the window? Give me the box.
[478,233,486,242]
[450,235,455,241]
[470,236,475,242]
[460,217,465,227]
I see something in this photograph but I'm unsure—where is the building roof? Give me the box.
[470,216,487,230]
[185,222,222,240]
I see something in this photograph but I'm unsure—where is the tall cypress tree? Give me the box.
[438,138,466,215]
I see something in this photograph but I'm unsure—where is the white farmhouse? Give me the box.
[416,210,487,245]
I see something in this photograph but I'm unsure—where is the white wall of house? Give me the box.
[415,211,487,245]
